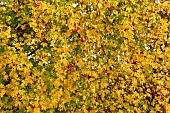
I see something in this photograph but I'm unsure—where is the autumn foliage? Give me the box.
[0,0,170,112]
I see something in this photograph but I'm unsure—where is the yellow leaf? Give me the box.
[132,78,138,86]
[0,89,6,98]
[33,107,40,113]
[54,79,61,87]
[110,1,119,7]
[91,86,96,93]
[101,79,109,89]
[92,71,98,78]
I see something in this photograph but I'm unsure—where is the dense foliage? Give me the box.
[0,0,170,112]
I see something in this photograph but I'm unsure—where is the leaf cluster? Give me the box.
[0,0,170,112]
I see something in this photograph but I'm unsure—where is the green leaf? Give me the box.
[5,65,11,75]
[108,35,116,40]
[118,38,123,44]
[118,0,122,2]
[55,40,61,47]
[23,45,30,51]
[138,102,143,107]
[82,83,87,89]
[0,75,5,84]
[0,46,5,53]
[140,45,145,50]
[105,10,110,16]
[19,37,24,42]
